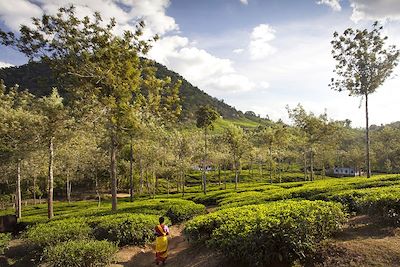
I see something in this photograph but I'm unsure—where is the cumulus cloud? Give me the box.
[0,0,256,95]
[316,0,341,12]
[0,0,178,37]
[0,61,13,69]
[240,0,249,5]
[233,48,244,54]
[349,0,400,22]
[249,24,277,60]
[0,0,43,30]
[148,36,255,93]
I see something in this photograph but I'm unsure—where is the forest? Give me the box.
[0,5,400,267]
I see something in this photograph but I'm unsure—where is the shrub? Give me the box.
[117,199,206,224]
[164,200,206,224]
[185,200,346,266]
[90,213,163,246]
[0,233,11,254]
[45,240,117,267]
[25,218,91,248]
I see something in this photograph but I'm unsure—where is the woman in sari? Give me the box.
[154,216,170,265]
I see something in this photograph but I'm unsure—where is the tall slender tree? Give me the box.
[38,89,69,218]
[223,124,248,190]
[196,106,219,194]
[330,22,399,177]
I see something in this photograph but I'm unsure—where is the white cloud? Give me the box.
[148,35,256,94]
[349,0,400,22]
[249,24,277,60]
[233,48,244,54]
[0,0,178,38]
[0,61,13,69]
[240,0,249,5]
[316,0,341,12]
[0,0,43,30]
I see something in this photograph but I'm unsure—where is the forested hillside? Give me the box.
[0,61,257,121]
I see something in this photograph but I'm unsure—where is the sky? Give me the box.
[1,0,400,127]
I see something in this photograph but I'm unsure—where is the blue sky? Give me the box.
[1,0,400,127]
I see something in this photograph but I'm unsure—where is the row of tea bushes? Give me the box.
[45,240,118,267]
[89,214,168,246]
[185,200,346,266]
[187,175,400,224]
[23,199,205,266]
[323,186,400,224]
[5,198,206,227]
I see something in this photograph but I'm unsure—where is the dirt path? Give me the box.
[112,224,229,267]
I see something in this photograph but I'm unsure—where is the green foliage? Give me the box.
[0,233,11,254]
[196,105,219,130]
[45,240,117,267]
[185,200,346,266]
[330,22,399,96]
[25,218,91,248]
[90,213,162,246]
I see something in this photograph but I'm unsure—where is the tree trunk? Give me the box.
[66,175,71,203]
[202,128,207,194]
[48,137,54,219]
[33,176,37,205]
[269,145,273,183]
[110,133,117,212]
[154,171,158,196]
[234,157,238,190]
[304,150,307,181]
[95,168,101,207]
[129,138,134,202]
[182,171,185,197]
[145,170,150,194]
[310,149,314,181]
[139,158,143,193]
[224,164,227,189]
[365,93,371,178]
[218,164,221,186]
[16,159,22,219]
[249,160,254,181]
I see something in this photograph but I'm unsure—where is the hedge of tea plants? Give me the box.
[18,198,205,265]
[45,240,118,267]
[185,200,346,266]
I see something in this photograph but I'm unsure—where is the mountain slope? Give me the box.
[0,61,256,121]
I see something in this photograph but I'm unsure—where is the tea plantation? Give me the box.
[1,174,400,266]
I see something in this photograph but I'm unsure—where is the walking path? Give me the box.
[112,224,226,267]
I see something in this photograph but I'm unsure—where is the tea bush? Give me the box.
[0,233,11,254]
[185,200,346,266]
[116,199,206,224]
[90,213,163,246]
[45,240,117,267]
[25,218,91,248]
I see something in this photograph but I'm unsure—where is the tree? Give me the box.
[330,22,400,178]
[257,124,291,183]
[288,105,339,181]
[196,106,219,194]
[0,83,42,218]
[38,89,70,218]
[223,124,248,190]
[0,6,181,211]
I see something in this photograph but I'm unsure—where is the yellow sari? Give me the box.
[155,224,168,263]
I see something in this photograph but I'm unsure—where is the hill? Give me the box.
[0,61,264,123]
